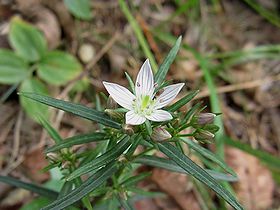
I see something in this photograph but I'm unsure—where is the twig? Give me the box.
[196,74,280,99]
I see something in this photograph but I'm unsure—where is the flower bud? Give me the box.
[196,113,216,125]
[194,130,215,141]
[151,127,172,141]
[106,95,118,109]
[46,152,59,162]
[123,124,134,135]
[105,109,124,120]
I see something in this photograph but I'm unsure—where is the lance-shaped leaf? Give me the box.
[167,90,199,112]
[154,36,182,86]
[0,176,58,199]
[66,135,130,181]
[45,132,108,153]
[180,137,237,176]
[158,142,244,210]
[18,92,121,129]
[42,162,118,210]
[134,155,238,182]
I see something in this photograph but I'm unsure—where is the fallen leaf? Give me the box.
[226,147,274,210]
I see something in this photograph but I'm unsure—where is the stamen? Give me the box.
[137,82,140,87]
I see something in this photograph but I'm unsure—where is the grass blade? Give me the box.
[19,92,121,129]
[224,135,280,170]
[158,142,243,210]
[0,176,58,199]
[42,162,118,210]
[45,132,108,153]
[119,0,158,72]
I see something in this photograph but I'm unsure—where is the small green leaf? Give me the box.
[154,36,182,86]
[19,78,49,121]
[158,142,244,210]
[181,102,202,125]
[38,115,62,144]
[64,0,92,20]
[0,49,29,84]
[45,132,108,153]
[0,175,58,199]
[66,135,130,181]
[42,162,118,210]
[134,155,238,182]
[167,90,199,112]
[180,137,237,176]
[9,17,46,62]
[38,51,82,85]
[18,92,121,129]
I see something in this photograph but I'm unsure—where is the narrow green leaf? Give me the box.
[154,36,182,86]
[38,115,62,144]
[224,135,280,170]
[117,194,134,210]
[134,155,237,182]
[45,132,107,153]
[38,51,82,86]
[120,172,151,187]
[0,175,58,199]
[180,137,237,176]
[42,162,118,210]
[67,135,130,181]
[64,0,92,20]
[158,142,243,210]
[18,92,121,129]
[0,49,29,84]
[19,79,50,121]
[57,181,73,199]
[180,102,202,126]
[125,72,135,94]
[9,17,46,62]
[167,90,199,112]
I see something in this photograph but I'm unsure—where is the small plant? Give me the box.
[0,37,244,210]
[0,16,82,120]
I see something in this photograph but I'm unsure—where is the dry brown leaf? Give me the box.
[151,168,201,210]
[22,147,49,183]
[226,147,274,210]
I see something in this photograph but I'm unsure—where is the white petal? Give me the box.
[154,83,184,109]
[146,110,172,122]
[126,110,146,125]
[135,59,154,97]
[103,81,135,110]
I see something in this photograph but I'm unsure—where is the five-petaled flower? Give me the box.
[103,59,184,125]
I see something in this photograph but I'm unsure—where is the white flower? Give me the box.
[103,59,184,125]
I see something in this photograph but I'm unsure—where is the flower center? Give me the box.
[132,95,155,116]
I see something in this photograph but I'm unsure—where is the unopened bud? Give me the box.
[123,124,134,135]
[197,113,216,125]
[151,127,172,141]
[61,161,71,169]
[46,152,59,162]
[194,130,215,141]
[107,96,118,109]
[105,109,124,120]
